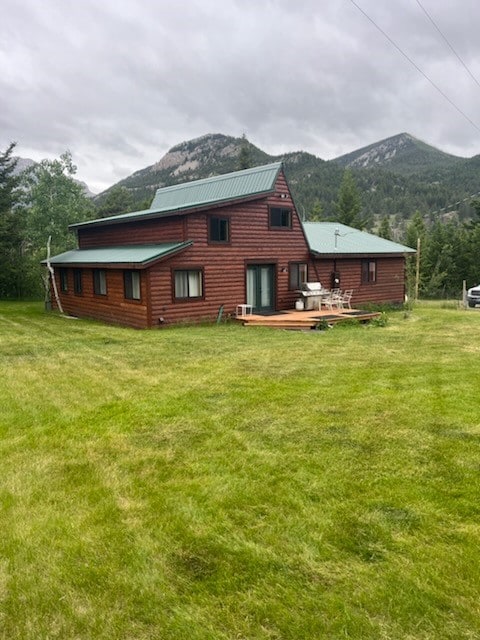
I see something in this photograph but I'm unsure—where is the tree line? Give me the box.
[0,144,94,299]
[1,143,479,302]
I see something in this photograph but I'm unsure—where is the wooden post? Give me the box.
[46,236,64,315]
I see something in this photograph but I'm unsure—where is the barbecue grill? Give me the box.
[299,282,327,310]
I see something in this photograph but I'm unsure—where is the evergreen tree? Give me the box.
[238,134,252,170]
[335,169,364,229]
[96,185,134,217]
[0,143,24,298]
[309,199,324,221]
[378,215,392,240]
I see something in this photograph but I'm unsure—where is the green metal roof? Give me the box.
[71,162,283,230]
[303,222,415,255]
[43,242,192,266]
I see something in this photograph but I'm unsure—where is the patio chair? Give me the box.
[338,289,353,310]
[321,289,341,311]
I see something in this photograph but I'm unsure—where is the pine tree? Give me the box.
[0,143,24,298]
[309,199,324,221]
[378,215,392,240]
[238,134,252,170]
[335,169,364,229]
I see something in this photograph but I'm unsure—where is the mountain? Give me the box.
[333,132,463,175]
[103,133,273,203]
[13,156,96,198]
[93,132,480,228]
[94,133,343,213]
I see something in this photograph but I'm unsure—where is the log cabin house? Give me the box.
[46,162,414,328]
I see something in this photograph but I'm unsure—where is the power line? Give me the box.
[429,191,480,216]
[415,0,480,93]
[348,0,480,136]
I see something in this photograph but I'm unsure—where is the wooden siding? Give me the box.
[311,256,406,305]
[77,216,187,248]
[51,267,149,328]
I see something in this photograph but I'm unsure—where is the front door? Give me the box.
[246,264,275,313]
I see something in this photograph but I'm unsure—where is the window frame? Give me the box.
[59,268,68,293]
[124,270,141,301]
[269,207,292,229]
[288,262,308,290]
[173,268,204,301]
[93,269,107,296]
[73,268,83,295]
[208,215,230,244]
[361,259,377,284]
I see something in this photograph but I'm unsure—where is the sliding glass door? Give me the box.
[246,264,275,313]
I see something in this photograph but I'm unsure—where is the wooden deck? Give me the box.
[235,307,381,330]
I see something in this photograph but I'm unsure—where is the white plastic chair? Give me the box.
[338,290,353,310]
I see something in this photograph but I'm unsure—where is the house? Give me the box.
[46,162,414,328]
[303,222,415,306]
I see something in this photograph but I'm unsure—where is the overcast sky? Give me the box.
[2,0,480,193]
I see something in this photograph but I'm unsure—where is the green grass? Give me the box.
[1,301,480,639]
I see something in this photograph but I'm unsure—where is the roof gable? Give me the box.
[303,222,415,255]
[71,162,283,230]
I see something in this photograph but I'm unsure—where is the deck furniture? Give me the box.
[338,290,353,309]
[236,304,253,317]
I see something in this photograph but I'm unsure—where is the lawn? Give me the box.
[0,301,479,639]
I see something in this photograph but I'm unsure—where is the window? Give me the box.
[73,269,83,295]
[174,269,203,299]
[59,268,68,292]
[124,270,141,300]
[289,262,308,290]
[269,207,292,229]
[93,269,107,295]
[209,216,229,242]
[362,259,377,283]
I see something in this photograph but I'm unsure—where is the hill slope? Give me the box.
[333,132,462,175]
[94,133,479,225]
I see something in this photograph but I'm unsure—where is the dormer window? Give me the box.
[209,216,229,243]
[269,207,292,229]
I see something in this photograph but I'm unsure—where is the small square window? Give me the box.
[270,207,292,228]
[289,263,308,290]
[174,269,203,299]
[209,216,229,242]
[93,269,107,295]
[124,270,141,300]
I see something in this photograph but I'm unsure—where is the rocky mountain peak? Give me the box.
[151,133,240,177]
[333,132,461,174]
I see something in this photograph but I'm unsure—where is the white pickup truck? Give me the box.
[467,285,480,307]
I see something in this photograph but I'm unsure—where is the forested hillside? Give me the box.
[4,132,480,302]
[93,133,480,229]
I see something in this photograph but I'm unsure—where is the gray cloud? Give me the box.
[2,0,480,192]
